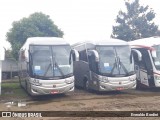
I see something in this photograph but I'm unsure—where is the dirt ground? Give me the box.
[1,88,160,120]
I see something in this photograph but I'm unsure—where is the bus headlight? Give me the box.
[99,76,109,83]
[31,79,42,86]
[129,77,136,81]
[65,77,74,84]
[154,75,160,80]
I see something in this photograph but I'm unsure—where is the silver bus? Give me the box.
[72,38,139,91]
[129,36,160,88]
[18,37,76,96]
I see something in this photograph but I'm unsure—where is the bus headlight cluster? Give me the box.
[99,76,109,83]
[65,77,74,84]
[31,79,42,86]
[154,75,160,80]
[129,77,136,81]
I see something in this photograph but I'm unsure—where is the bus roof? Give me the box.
[72,38,129,47]
[128,36,160,48]
[21,37,70,50]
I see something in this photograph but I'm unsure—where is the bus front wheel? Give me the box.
[84,79,89,91]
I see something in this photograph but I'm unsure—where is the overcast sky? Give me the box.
[0,0,160,49]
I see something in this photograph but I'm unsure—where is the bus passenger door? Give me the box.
[138,49,151,87]
[142,50,155,87]
[131,49,142,84]
[69,49,79,85]
[132,49,150,87]
[88,50,99,90]
[70,49,79,68]
[139,66,149,86]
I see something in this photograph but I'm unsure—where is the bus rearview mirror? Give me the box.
[70,49,79,64]
[131,49,142,61]
[88,50,99,62]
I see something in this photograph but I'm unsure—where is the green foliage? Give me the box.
[6,12,64,59]
[111,0,160,41]
[5,49,13,58]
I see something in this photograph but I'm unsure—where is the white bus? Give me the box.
[129,36,160,88]
[18,37,77,96]
[72,38,139,91]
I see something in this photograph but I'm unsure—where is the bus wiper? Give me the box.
[52,54,65,77]
[117,56,129,75]
[110,63,116,75]
[54,61,64,76]
[44,56,53,77]
[110,56,129,75]
[110,57,118,75]
[43,62,64,77]
[44,63,52,77]
[119,61,129,75]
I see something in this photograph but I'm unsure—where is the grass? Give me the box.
[1,80,29,100]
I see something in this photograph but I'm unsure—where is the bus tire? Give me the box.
[25,80,30,94]
[18,74,23,88]
[84,79,89,91]
[19,77,23,88]
[136,80,141,90]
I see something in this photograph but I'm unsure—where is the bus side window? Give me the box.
[132,52,139,64]
[139,49,152,71]
[139,53,145,69]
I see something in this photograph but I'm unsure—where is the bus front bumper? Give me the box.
[99,81,136,91]
[30,83,74,96]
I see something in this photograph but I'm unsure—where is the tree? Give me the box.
[6,12,64,59]
[111,0,159,41]
[5,49,13,58]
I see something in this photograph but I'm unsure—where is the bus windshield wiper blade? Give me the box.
[55,61,65,76]
[110,55,120,75]
[44,63,51,77]
[110,56,129,75]
[117,56,129,75]
[110,60,117,75]
[119,61,129,75]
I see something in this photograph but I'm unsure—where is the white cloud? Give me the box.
[0,0,159,48]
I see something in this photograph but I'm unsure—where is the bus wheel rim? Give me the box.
[86,81,89,90]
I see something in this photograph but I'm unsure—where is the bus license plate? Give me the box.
[116,87,124,90]
[51,90,59,94]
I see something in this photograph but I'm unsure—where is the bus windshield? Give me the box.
[96,45,134,76]
[152,45,160,70]
[29,45,73,79]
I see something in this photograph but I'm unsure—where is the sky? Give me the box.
[0,0,160,49]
